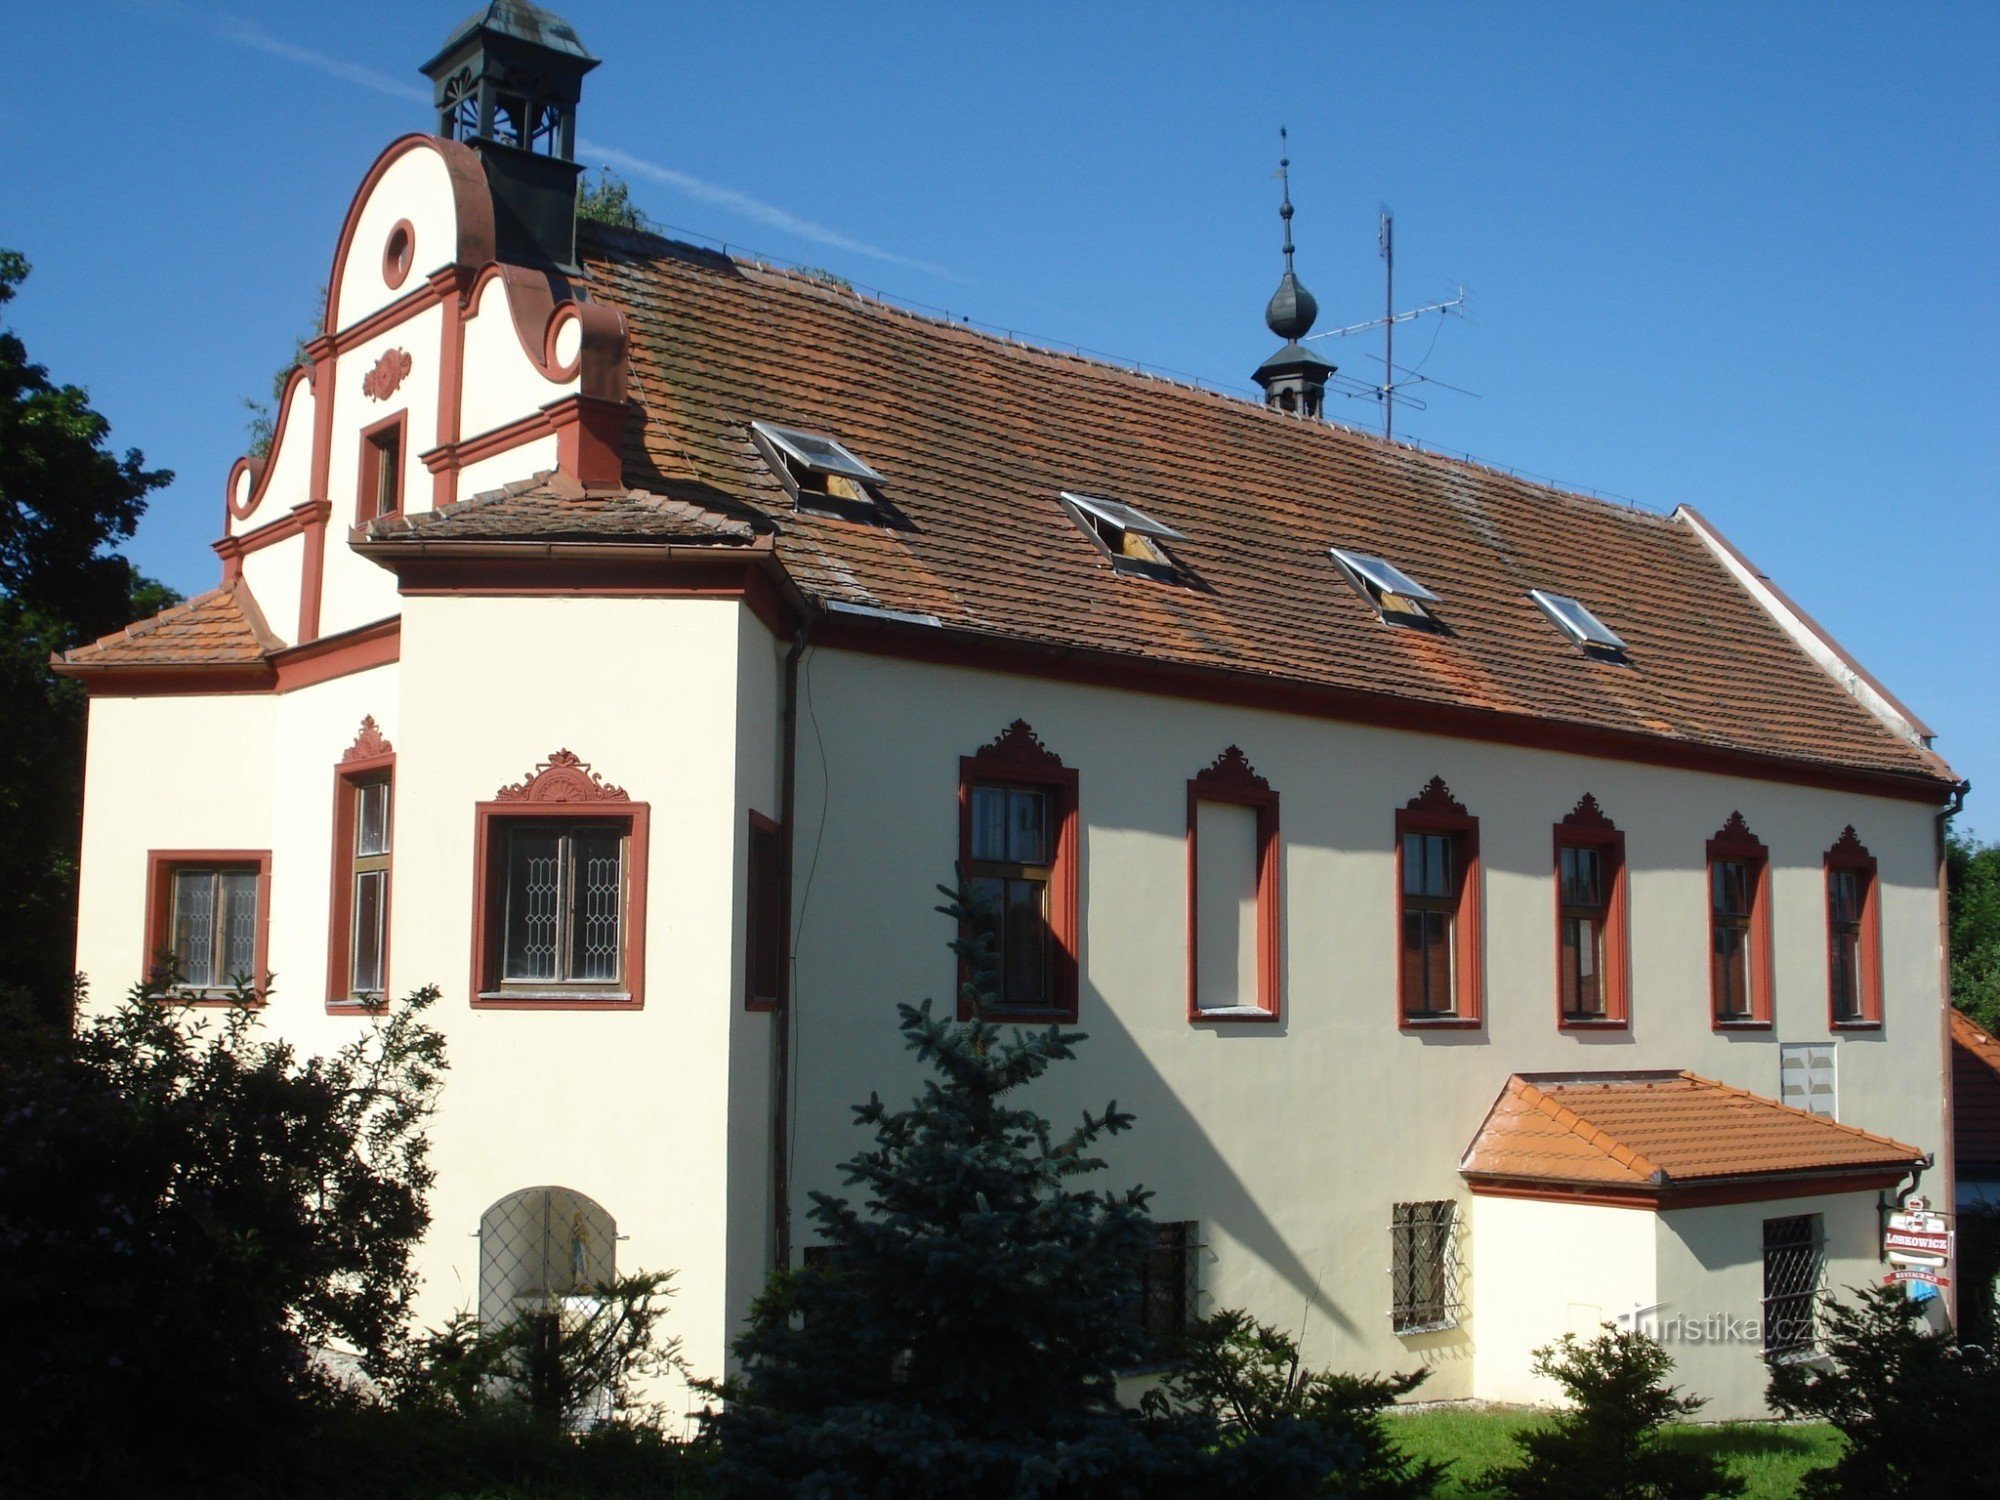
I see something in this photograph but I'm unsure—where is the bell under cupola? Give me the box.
[1251,130,1336,418]
[421,1,600,275]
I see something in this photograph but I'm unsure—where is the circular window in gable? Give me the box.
[383,220,415,290]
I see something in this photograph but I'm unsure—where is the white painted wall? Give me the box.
[1469,1195,1658,1404]
[332,145,461,333]
[228,373,317,538]
[457,274,580,445]
[779,647,1948,1401]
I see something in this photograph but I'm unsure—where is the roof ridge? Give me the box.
[581,228,1681,527]
[1514,1076,1666,1183]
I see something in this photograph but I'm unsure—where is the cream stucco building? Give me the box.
[63,5,1965,1422]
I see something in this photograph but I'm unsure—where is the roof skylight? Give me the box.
[750,421,883,483]
[1060,491,1188,581]
[1329,547,1442,627]
[1530,589,1628,656]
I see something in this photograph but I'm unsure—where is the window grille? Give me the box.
[477,1186,618,1331]
[170,866,259,988]
[1135,1221,1200,1346]
[1762,1213,1824,1361]
[1391,1200,1462,1334]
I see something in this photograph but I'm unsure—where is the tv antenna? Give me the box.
[1304,206,1471,441]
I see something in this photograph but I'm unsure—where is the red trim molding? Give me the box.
[273,616,401,693]
[1464,1168,1911,1211]
[1186,746,1281,1023]
[215,498,333,575]
[1395,777,1483,1031]
[224,366,313,524]
[1707,811,1775,1030]
[471,751,650,1010]
[327,719,396,1011]
[957,721,1081,1022]
[382,219,415,291]
[142,849,273,1006]
[1554,794,1632,1031]
[361,348,414,402]
[1825,825,1885,1029]
[357,409,410,528]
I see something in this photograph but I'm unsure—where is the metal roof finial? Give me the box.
[1264,128,1318,342]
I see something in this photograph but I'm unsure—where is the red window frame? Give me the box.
[1395,777,1482,1029]
[470,750,649,1011]
[142,849,273,1005]
[357,409,408,526]
[1824,826,1883,1029]
[1553,794,1631,1030]
[1707,811,1774,1029]
[327,717,396,1010]
[745,809,785,1011]
[1186,746,1280,1023]
[956,720,1080,1022]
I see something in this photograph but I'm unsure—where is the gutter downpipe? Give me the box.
[1936,777,1969,1325]
[772,619,812,1273]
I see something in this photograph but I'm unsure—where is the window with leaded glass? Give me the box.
[171,867,259,988]
[501,821,626,986]
[147,851,269,1000]
[1391,1200,1461,1334]
[967,782,1054,1009]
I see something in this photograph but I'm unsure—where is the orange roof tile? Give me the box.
[580,222,1951,789]
[1951,1009,2000,1173]
[54,583,279,671]
[1460,1071,1923,1196]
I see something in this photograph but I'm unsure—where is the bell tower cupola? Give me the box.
[421,1,600,274]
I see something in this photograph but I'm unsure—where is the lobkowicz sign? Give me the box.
[1884,1195,1953,1291]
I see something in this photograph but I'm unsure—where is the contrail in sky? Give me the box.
[138,1,961,282]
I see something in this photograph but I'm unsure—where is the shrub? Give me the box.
[1479,1325,1742,1500]
[1767,1279,2000,1498]
[1141,1309,1444,1497]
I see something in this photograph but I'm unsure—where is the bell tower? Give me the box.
[421,1,600,274]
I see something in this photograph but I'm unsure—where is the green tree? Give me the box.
[0,249,173,1021]
[1948,828,2000,1032]
[0,974,447,1491]
[579,166,647,229]
[1768,1280,2000,1499]
[707,879,1208,1496]
[1142,1309,1444,1497]
[1478,1325,1742,1500]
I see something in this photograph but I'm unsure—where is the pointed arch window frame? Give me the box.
[1824,826,1884,1030]
[1553,794,1632,1031]
[1707,811,1774,1030]
[1395,777,1483,1030]
[956,720,1080,1023]
[1186,747,1282,1024]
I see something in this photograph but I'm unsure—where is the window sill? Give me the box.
[326,996,389,1014]
[1191,1005,1279,1023]
[473,991,640,1011]
[1830,1020,1882,1032]
[159,988,264,1008]
[1559,1016,1629,1031]
[1713,1018,1774,1032]
[1400,1015,1481,1031]
[1392,1318,1460,1337]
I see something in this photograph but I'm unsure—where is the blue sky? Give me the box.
[8,3,1996,824]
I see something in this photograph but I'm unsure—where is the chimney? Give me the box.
[1251,131,1335,418]
[421,1,600,275]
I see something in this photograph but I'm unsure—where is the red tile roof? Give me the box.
[54,583,279,671]
[581,223,1950,788]
[362,470,760,546]
[1460,1071,1923,1196]
[1951,1009,2000,1173]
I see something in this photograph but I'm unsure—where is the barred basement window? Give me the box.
[1390,1200,1462,1334]
[1134,1221,1200,1347]
[1762,1213,1824,1361]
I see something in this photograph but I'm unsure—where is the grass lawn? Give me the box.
[1386,1405,1843,1499]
